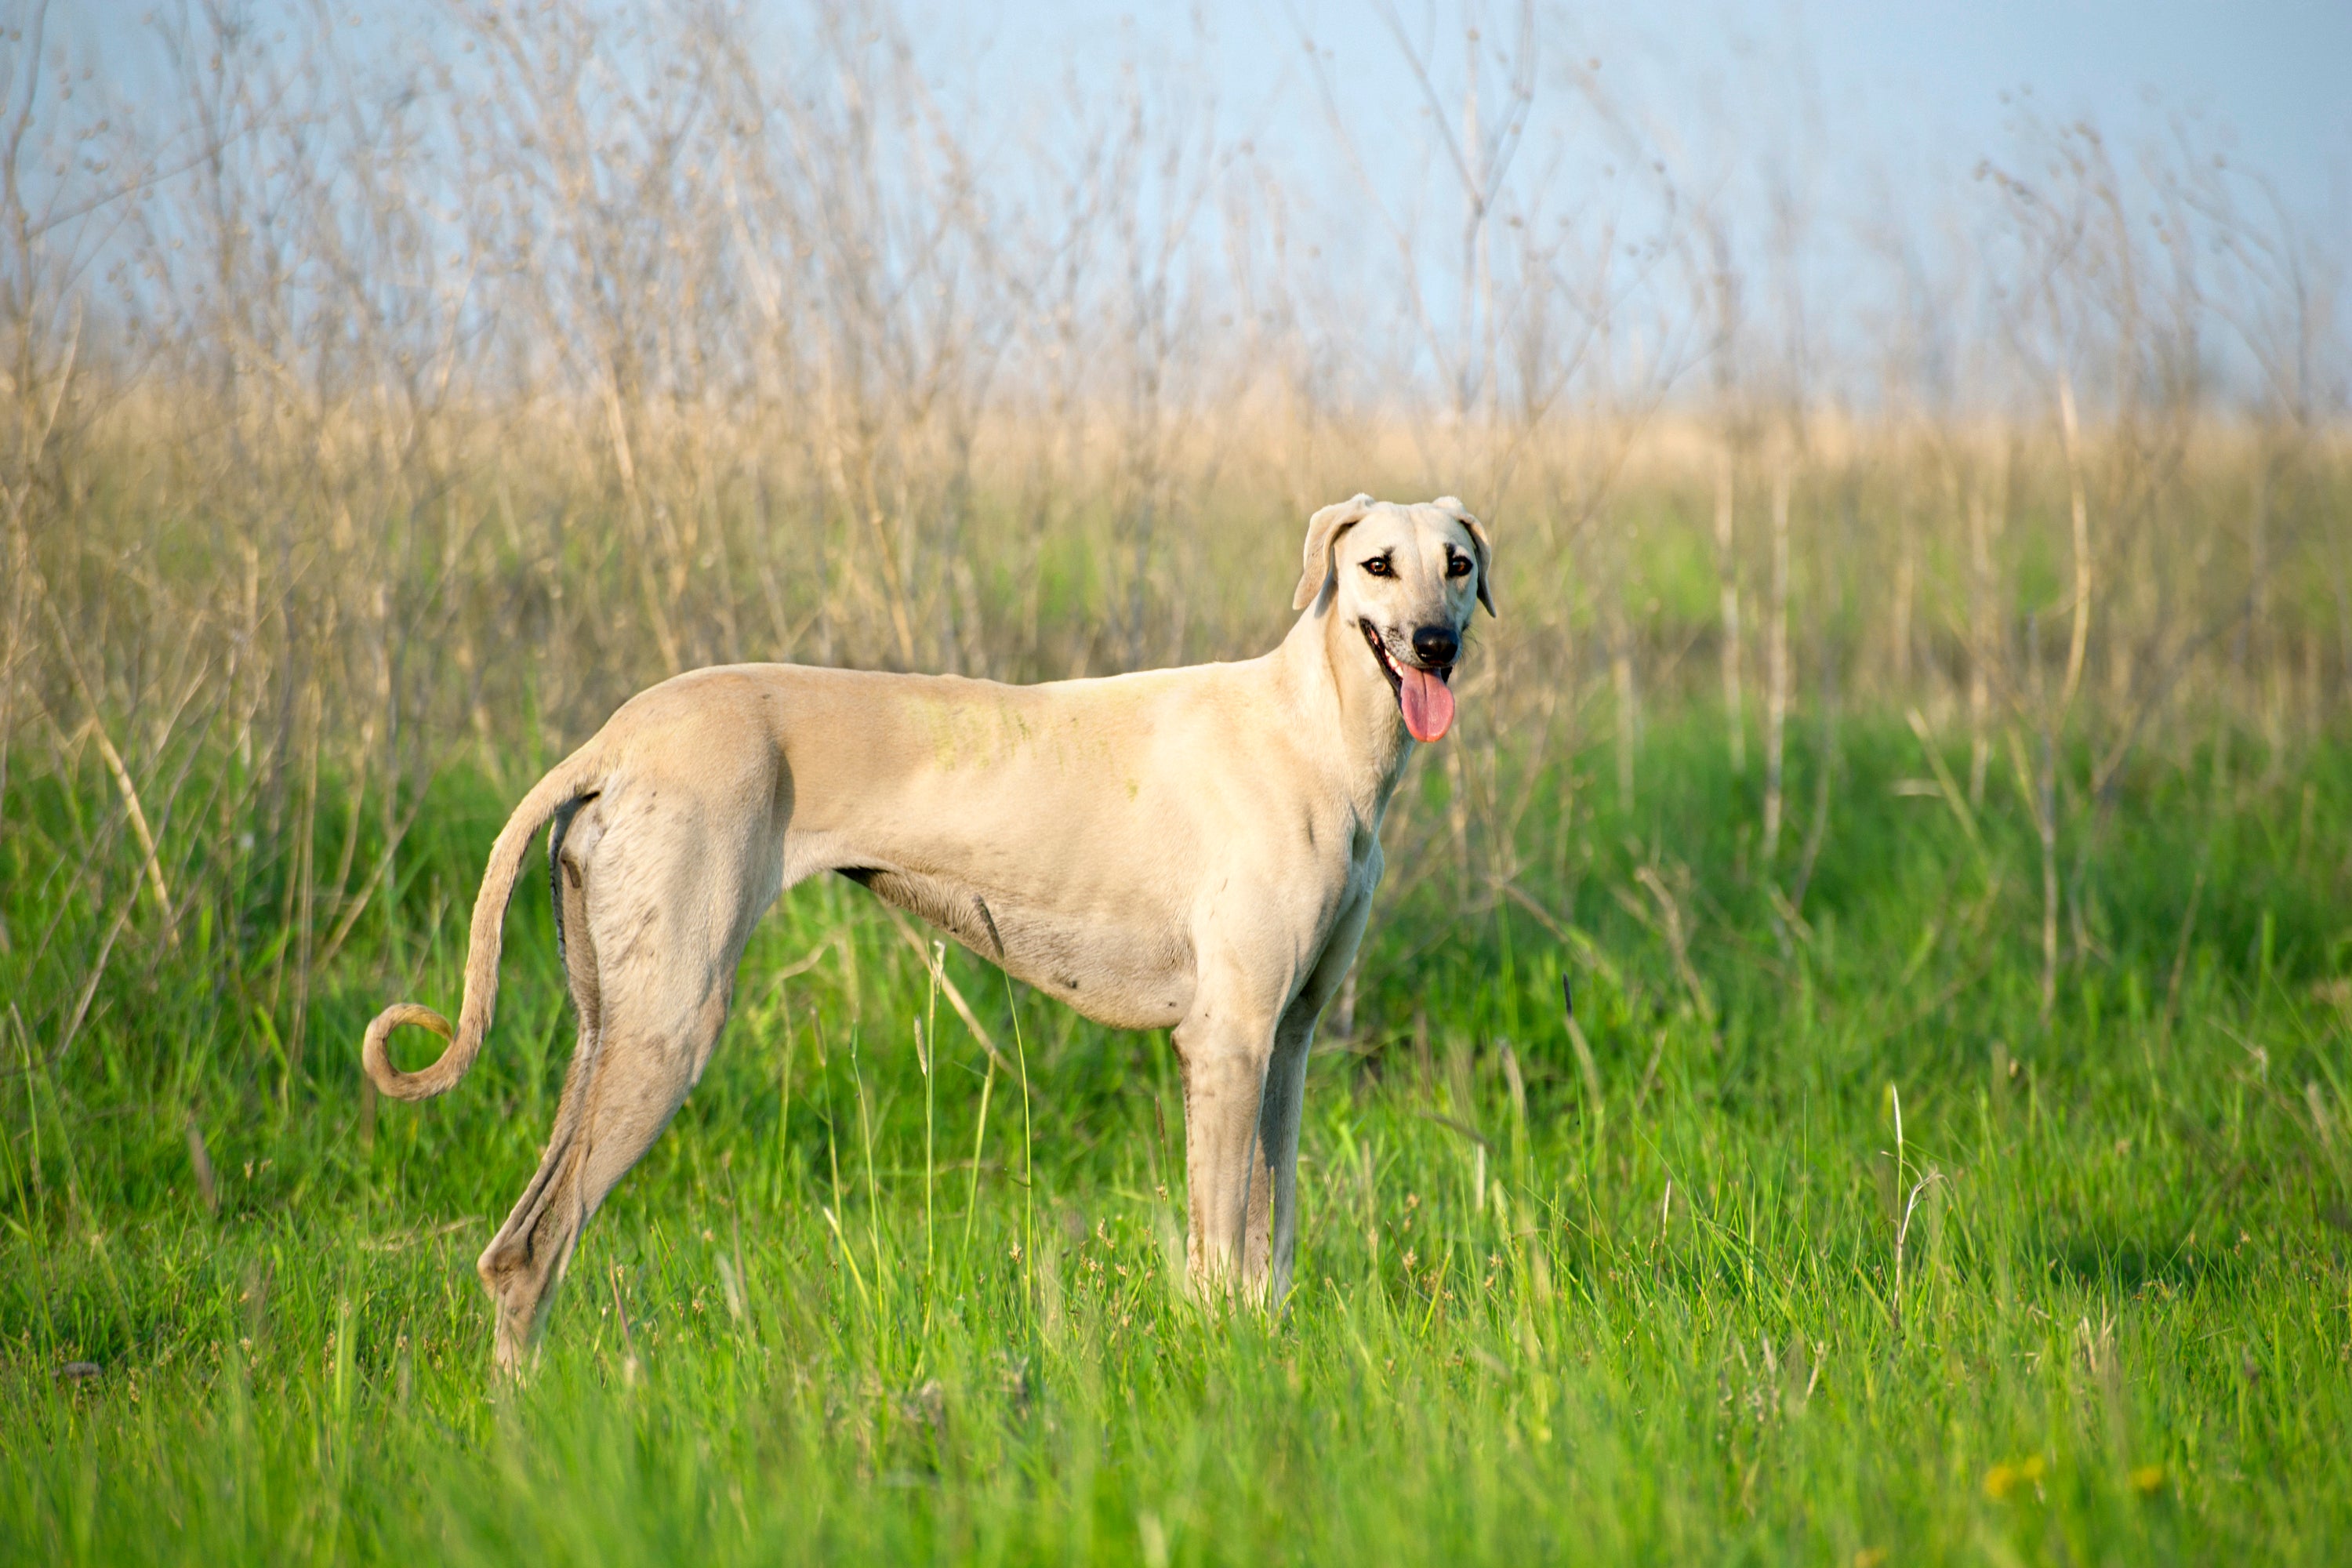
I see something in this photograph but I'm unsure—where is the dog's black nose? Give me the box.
[1411,626,1458,666]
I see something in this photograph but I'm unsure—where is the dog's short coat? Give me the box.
[363,495,1492,1370]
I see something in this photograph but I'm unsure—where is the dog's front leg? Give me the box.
[1172,999,1281,1301]
[1250,1029,1312,1303]
[1254,888,1374,1304]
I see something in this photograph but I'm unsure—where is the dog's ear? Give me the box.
[1433,495,1496,616]
[1293,492,1377,611]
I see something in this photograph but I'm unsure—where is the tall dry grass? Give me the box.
[2,0,2345,1068]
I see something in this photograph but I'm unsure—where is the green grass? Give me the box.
[4,712,2351,1564]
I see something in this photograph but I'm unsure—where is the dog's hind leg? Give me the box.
[475,774,782,1372]
[470,800,606,1371]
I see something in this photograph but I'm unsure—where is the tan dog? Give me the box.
[363,495,1493,1370]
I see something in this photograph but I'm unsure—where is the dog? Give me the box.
[362,493,1493,1370]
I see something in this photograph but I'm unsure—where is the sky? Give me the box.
[55,0,2349,212]
[927,0,2351,227]
[34,0,2350,408]
[49,0,2349,251]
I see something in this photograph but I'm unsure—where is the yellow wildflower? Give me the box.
[1984,1454,2048,1500]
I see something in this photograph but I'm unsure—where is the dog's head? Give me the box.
[1293,494,1494,742]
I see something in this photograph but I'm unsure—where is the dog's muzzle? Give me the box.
[1360,619,1457,742]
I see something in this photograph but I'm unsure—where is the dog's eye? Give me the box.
[1446,552,1473,578]
[1361,554,1393,577]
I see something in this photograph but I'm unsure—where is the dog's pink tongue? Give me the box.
[1399,666,1455,742]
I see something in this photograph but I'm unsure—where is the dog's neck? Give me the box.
[1271,596,1418,826]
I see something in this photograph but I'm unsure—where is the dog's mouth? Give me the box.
[1359,619,1456,742]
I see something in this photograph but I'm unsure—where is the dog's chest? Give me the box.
[846,863,1196,1033]
[991,900,1196,1032]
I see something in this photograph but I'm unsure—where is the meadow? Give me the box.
[5,1,2352,1560]
[4,704,2350,1564]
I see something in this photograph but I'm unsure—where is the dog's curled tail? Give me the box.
[361,751,603,1102]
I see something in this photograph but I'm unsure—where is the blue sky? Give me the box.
[67,1,2344,216]
[924,0,2350,224]
[42,0,2348,406]
[872,0,2350,402]
[56,1,2348,251]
